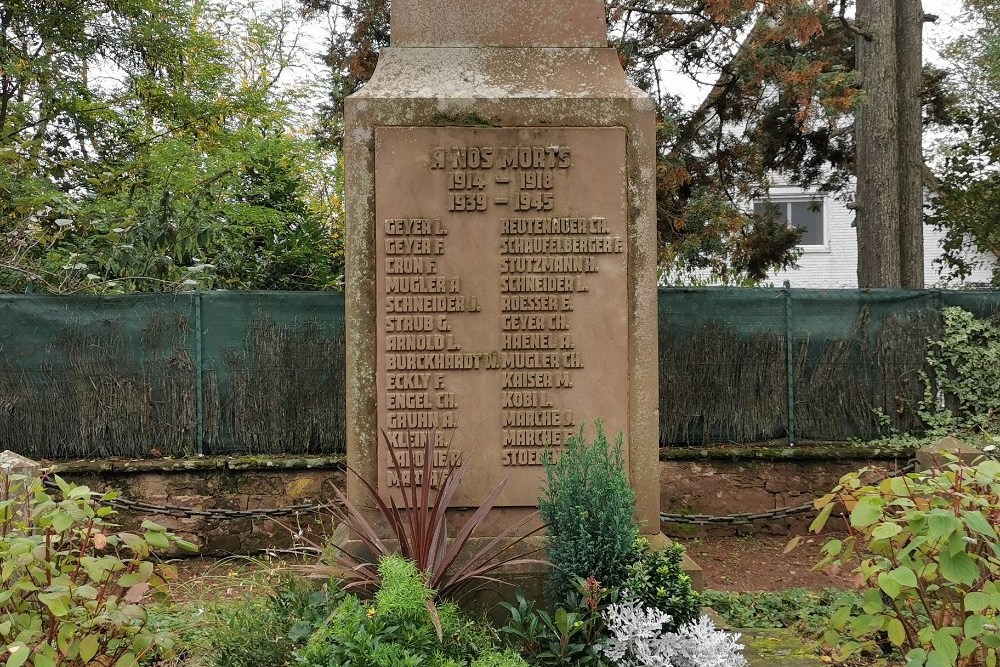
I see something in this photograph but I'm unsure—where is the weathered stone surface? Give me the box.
[391,0,606,48]
[660,458,905,537]
[60,466,343,555]
[0,450,40,473]
[915,435,982,470]
[374,126,630,507]
[345,0,660,534]
[39,456,896,554]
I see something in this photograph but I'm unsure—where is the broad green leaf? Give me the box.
[37,592,69,617]
[56,623,75,654]
[932,629,959,665]
[810,502,835,533]
[887,566,918,589]
[850,496,884,528]
[114,652,137,667]
[174,539,198,553]
[872,522,903,541]
[80,634,100,663]
[5,644,29,667]
[887,618,906,646]
[118,561,154,588]
[926,649,952,667]
[905,648,927,667]
[830,604,852,630]
[118,533,149,559]
[74,585,98,600]
[962,511,998,539]
[132,632,152,656]
[878,572,902,599]
[965,591,990,612]
[939,550,980,586]
[50,512,73,534]
[961,636,981,657]
[929,510,960,543]
[144,530,170,550]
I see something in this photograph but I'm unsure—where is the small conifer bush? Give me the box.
[539,421,639,598]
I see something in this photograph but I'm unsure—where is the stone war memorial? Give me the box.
[343,0,664,561]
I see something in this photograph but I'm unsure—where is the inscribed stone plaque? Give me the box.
[375,127,628,507]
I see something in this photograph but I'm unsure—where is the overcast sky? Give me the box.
[275,0,970,113]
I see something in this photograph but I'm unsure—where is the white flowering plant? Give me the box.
[601,597,747,667]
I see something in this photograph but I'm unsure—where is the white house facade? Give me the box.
[756,184,997,288]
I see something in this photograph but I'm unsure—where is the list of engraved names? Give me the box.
[374,127,629,506]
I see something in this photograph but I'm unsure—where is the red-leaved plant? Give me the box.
[294,431,545,600]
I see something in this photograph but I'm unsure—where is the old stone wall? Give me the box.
[54,458,344,555]
[660,457,909,537]
[47,452,906,553]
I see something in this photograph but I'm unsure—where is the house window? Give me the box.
[753,198,825,247]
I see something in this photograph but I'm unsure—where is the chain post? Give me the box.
[194,289,205,456]
[784,280,796,447]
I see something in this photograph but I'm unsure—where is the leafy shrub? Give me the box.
[0,471,193,667]
[623,538,700,632]
[700,588,863,637]
[809,455,1000,666]
[297,555,521,667]
[205,574,341,667]
[539,422,639,598]
[305,431,542,600]
[469,650,533,667]
[499,578,613,667]
[919,306,1000,435]
[601,599,747,667]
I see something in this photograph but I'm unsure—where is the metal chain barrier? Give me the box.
[41,477,324,520]
[659,460,918,527]
[38,459,920,525]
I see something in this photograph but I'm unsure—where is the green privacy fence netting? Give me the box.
[658,288,1000,445]
[2,288,999,459]
[0,292,345,458]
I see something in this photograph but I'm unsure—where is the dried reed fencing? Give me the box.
[0,292,345,459]
[1,289,999,459]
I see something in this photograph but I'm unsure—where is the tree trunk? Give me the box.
[856,0,902,288]
[897,0,925,288]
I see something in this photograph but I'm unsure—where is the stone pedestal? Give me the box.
[0,450,41,480]
[343,0,666,581]
[915,436,983,470]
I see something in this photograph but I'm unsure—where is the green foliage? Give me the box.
[314,431,541,600]
[539,422,639,599]
[623,538,700,632]
[0,471,194,666]
[203,575,341,667]
[303,0,858,285]
[499,580,613,667]
[929,0,1000,285]
[918,307,1000,435]
[700,588,863,638]
[809,456,1000,666]
[0,0,343,294]
[468,650,531,667]
[297,555,510,667]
